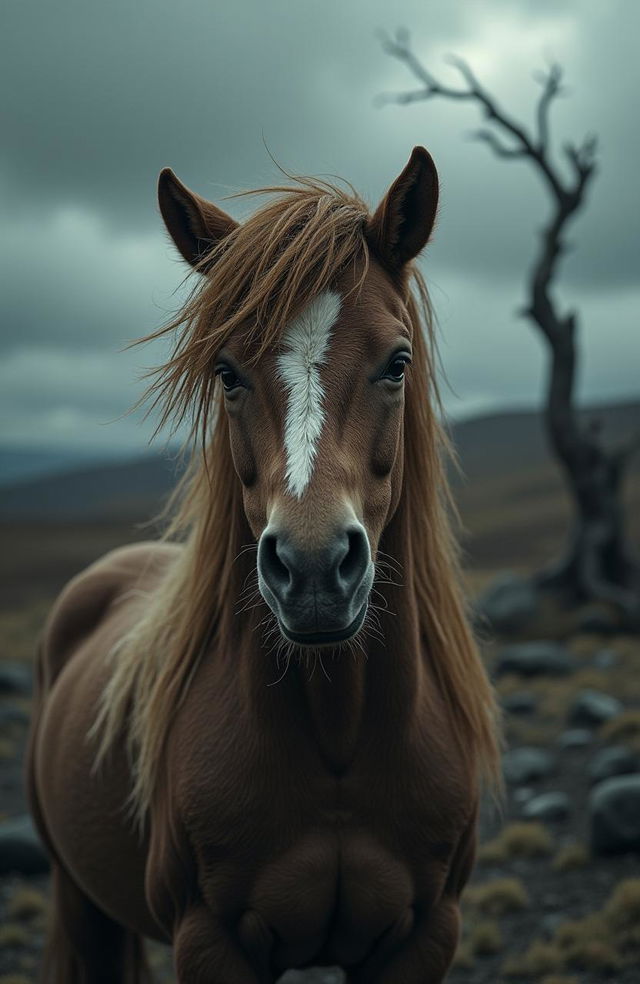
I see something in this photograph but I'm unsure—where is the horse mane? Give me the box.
[91,175,501,829]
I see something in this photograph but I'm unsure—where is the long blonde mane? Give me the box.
[92,176,501,828]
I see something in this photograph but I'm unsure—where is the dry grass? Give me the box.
[0,923,29,948]
[600,709,640,746]
[464,877,529,916]
[551,842,590,872]
[477,822,554,864]
[452,939,475,969]
[0,600,50,664]
[0,737,16,760]
[503,939,564,977]
[7,886,48,922]
[506,719,562,746]
[603,879,640,942]
[470,919,503,955]
[539,977,579,984]
[503,878,640,978]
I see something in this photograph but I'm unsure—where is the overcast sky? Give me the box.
[1,0,637,453]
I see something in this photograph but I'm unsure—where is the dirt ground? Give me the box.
[1,523,639,983]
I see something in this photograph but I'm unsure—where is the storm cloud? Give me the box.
[1,0,637,450]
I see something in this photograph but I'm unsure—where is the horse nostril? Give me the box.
[260,534,291,592]
[338,527,369,589]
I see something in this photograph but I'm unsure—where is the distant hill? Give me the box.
[0,451,184,521]
[449,399,640,484]
[1,401,638,609]
[0,399,638,530]
[0,447,127,486]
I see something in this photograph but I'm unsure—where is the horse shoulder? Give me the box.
[40,540,181,688]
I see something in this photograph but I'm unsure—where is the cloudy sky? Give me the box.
[1,0,637,453]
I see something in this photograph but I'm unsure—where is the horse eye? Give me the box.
[216,366,243,392]
[384,357,409,382]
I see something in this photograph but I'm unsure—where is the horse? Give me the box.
[27,146,500,983]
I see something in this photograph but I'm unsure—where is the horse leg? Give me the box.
[174,905,263,984]
[41,861,151,984]
[352,898,460,984]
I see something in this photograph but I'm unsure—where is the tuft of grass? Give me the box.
[477,822,554,864]
[603,878,640,943]
[8,885,48,922]
[0,600,49,664]
[0,923,30,947]
[539,977,579,984]
[470,919,503,955]
[601,709,640,745]
[503,939,564,977]
[464,877,529,916]
[568,634,601,657]
[452,939,475,969]
[552,842,590,872]
[565,937,622,973]
[503,878,640,977]
[0,737,16,760]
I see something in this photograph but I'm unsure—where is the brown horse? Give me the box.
[27,147,500,983]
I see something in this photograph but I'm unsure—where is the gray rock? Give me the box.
[495,641,574,679]
[593,648,618,670]
[0,661,32,695]
[0,815,49,875]
[476,572,538,631]
[568,689,623,727]
[589,746,639,785]
[502,691,537,715]
[557,728,593,749]
[503,747,555,785]
[522,791,571,821]
[590,775,640,855]
[513,787,535,804]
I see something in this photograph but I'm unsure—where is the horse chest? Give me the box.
[238,829,420,972]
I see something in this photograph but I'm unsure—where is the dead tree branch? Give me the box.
[378,30,639,623]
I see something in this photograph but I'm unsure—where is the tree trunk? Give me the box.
[537,328,639,620]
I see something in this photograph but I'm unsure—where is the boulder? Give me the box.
[590,775,640,855]
[502,691,537,715]
[0,814,49,875]
[495,641,574,679]
[503,747,555,785]
[557,728,593,749]
[589,746,639,785]
[522,791,571,822]
[475,573,538,632]
[568,689,623,728]
[593,648,618,670]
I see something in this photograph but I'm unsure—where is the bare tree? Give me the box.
[379,29,639,622]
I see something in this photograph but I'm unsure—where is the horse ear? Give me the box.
[158,168,239,269]
[367,147,439,271]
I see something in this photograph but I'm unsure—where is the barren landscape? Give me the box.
[1,403,639,983]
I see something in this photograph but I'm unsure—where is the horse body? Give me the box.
[28,149,499,982]
[31,536,475,981]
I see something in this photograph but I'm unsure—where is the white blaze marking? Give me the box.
[277,290,341,497]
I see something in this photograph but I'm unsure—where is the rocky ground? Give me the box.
[1,599,640,983]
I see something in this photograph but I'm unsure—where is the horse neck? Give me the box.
[236,498,423,775]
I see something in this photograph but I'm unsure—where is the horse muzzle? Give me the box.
[257,523,374,646]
